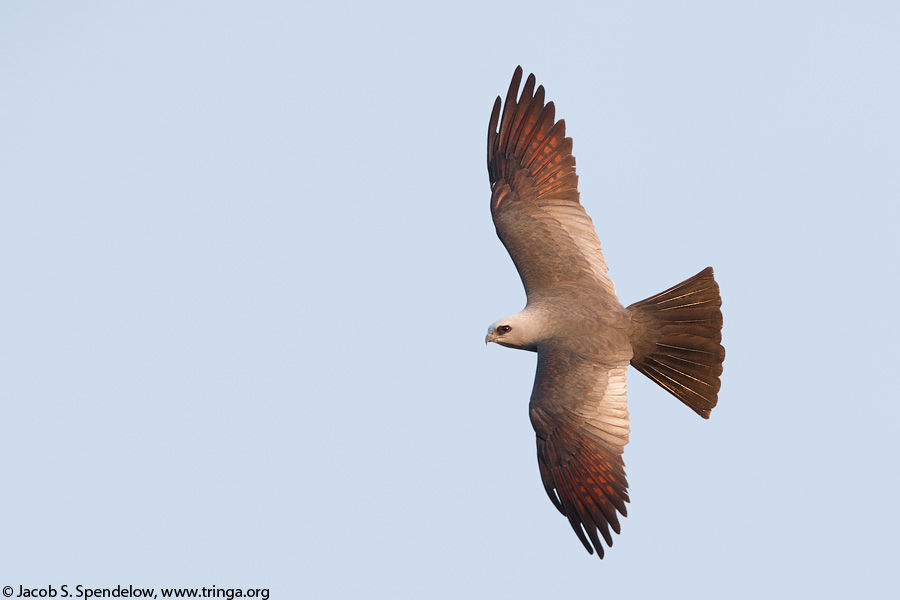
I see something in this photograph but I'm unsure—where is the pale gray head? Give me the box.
[485,311,541,352]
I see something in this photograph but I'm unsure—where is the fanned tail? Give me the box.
[627,267,725,418]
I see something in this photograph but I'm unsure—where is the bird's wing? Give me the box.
[529,345,630,558]
[488,66,616,300]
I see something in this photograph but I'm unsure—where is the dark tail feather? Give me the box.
[627,267,725,419]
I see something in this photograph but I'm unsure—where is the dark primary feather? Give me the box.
[529,348,630,558]
[487,66,615,300]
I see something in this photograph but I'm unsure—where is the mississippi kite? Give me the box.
[485,67,725,558]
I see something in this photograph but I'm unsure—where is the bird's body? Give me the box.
[485,67,725,558]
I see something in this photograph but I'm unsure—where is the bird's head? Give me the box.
[485,312,539,352]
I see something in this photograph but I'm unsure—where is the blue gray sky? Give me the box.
[2,2,898,598]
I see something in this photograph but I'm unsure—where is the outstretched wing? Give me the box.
[529,345,631,558]
[487,66,616,300]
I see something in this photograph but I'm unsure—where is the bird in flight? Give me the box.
[485,67,725,559]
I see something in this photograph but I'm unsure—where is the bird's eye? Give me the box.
[498,325,512,334]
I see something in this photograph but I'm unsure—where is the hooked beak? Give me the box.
[485,331,495,345]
